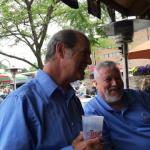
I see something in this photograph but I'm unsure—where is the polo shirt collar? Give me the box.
[35,69,75,101]
[96,93,113,111]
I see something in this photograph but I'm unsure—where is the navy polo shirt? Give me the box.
[84,90,150,150]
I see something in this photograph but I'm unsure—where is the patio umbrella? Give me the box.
[128,41,150,59]
[0,74,11,84]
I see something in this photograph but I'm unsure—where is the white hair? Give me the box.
[94,61,118,79]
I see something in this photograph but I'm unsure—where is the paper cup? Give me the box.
[82,115,104,140]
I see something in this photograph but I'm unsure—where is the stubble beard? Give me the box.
[104,89,123,104]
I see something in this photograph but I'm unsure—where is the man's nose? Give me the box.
[112,79,117,86]
[87,55,92,65]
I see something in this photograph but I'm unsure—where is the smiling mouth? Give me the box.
[109,88,121,93]
[110,88,123,95]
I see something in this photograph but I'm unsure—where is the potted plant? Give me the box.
[129,64,150,89]
[131,64,150,76]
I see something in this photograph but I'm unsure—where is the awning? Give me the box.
[0,74,11,84]
[128,41,150,59]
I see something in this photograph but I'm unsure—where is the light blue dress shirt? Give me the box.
[0,70,83,150]
[84,89,150,150]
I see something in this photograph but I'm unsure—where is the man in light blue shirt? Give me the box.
[0,30,103,150]
[84,61,150,150]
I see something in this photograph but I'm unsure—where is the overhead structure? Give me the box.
[101,0,150,18]
[0,74,11,85]
[61,0,150,88]
[128,41,150,59]
[61,0,150,20]
[128,50,150,59]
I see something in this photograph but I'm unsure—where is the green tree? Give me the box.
[28,62,38,72]
[54,2,113,65]
[0,0,60,69]
[0,0,110,69]
[54,2,109,47]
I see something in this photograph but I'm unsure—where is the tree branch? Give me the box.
[24,0,39,48]
[14,0,25,7]
[39,5,54,49]
[0,51,38,69]
[1,24,38,58]
[29,0,34,5]
[39,0,60,49]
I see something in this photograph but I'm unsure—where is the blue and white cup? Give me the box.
[82,115,104,140]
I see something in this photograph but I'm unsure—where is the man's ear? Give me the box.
[93,80,98,89]
[55,42,65,58]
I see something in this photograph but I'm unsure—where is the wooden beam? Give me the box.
[101,0,129,16]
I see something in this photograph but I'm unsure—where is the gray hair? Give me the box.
[45,29,89,62]
[94,61,118,79]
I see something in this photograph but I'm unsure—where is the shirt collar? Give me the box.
[35,69,76,101]
[96,93,114,111]
[35,69,58,98]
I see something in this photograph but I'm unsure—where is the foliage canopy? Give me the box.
[0,0,110,69]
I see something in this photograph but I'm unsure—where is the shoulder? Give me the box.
[0,79,42,122]
[14,79,37,98]
[84,96,103,115]
[123,89,143,100]
[84,97,97,108]
[138,90,150,103]
[124,89,140,95]
[1,79,37,108]
[124,88,150,98]
[124,89,150,107]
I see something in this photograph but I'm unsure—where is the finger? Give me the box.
[99,136,104,143]
[87,137,101,145]
[73,132,84,144]
[86,138,104,150]
[72,132,86,150]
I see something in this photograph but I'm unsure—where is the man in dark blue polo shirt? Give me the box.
[84,61,150,150]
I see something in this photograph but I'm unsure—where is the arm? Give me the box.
[0,94,35,150]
